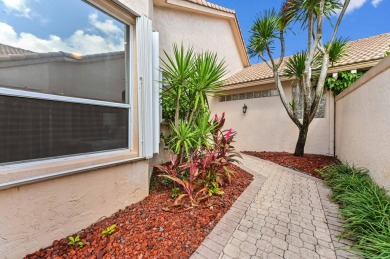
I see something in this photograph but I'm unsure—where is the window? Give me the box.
[292,86,326,119]
[219,89,279,102]
[0,0,131,163]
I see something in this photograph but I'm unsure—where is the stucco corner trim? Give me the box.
[336,56,390,102]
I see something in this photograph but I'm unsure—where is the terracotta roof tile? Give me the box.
[0,43,34,56]
[186,0,235,14]
[224,33,390,87]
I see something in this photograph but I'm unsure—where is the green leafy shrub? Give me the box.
[68,235,84,248]
[102,224,117,236]
[155,113,241,207]
[320,164,390,258]
[325,71,364,95]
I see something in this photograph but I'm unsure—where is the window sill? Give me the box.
[0,150,145,190]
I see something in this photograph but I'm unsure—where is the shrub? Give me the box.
[320,164,390,258]
[156,113,241,208]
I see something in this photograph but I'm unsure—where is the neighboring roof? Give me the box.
[0,51,124,68]
[223,33,390,88]
[186,0,235,14]
[0,43,35,56]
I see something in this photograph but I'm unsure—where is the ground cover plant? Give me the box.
[320,164,390,258]
[25,163,253,259]
[242,151,338,178]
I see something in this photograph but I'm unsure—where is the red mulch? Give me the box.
[242,151,339,179]
[25,164,253,259]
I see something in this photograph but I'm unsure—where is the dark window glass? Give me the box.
[0,95,128,164]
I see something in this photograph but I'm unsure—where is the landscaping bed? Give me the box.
[242,151,339,179]
[320,164,390,258]
[25,163,253,259]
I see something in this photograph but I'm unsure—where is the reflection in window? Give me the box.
[0,0,130,163]
[0,0,127,103]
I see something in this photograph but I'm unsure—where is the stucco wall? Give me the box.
[0,160,149,259]
[153,6,245,77]
[210,82,334,155]
[336,56,390,191]
[0,1,151,258]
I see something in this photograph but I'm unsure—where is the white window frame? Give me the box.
[0,1,134,165]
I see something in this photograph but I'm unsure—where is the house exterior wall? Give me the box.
[153,6,245,77]
[336,56,390,191]
[210,82,335,155]
[0,1,152,258]
[0,160,149,259]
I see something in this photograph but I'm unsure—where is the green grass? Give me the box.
[320,164,390,258]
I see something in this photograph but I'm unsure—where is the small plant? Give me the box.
[68,235,84,248]
[171,187,180,199]
[207,182,224,196]
[384,45,390,57]
[102,224,117,236]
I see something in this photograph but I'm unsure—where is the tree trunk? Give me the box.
[294,125,309,157]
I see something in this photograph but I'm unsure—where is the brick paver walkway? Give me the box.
[191,154,357,259]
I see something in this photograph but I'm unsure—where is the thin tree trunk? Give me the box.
[294,125,309,157]
[175,97,180,128]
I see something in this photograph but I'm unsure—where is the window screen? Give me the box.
[0,95,128,164]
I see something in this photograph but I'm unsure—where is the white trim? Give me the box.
[152,31,161,154]
[0,156,145,190]
[0,87,130,109]
[0,149,128,168]
[128,24,134,151]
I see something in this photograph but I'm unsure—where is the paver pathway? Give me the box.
[191,153,357,259]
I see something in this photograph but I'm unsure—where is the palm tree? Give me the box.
[247,0,350,157]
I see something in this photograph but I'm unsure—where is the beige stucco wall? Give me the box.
[153,6,245,77]
[210,82,335,155]
[336,56,390,191]
[0,160,149,259]
[0,1,152,258]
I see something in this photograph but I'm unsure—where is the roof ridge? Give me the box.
[185,0,235,14]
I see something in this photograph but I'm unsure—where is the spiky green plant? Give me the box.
[320,164,390,258]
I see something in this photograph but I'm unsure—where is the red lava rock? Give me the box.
[242,151,339,179]
[24,163,252,259]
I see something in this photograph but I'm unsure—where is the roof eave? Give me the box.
[220,59,382,91]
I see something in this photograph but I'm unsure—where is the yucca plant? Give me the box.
[161,44,195,128]
[169,120,198,157]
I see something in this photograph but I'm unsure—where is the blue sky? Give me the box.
[210,0,390,64]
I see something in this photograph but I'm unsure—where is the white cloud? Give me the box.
[1,0,31,17]
[0,14,124,55]
[344,0,384,13]
[345,0,367,13]
[371,0,383,7]
[88,13,123,37]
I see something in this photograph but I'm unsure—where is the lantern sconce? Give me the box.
[243,104,248,114]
